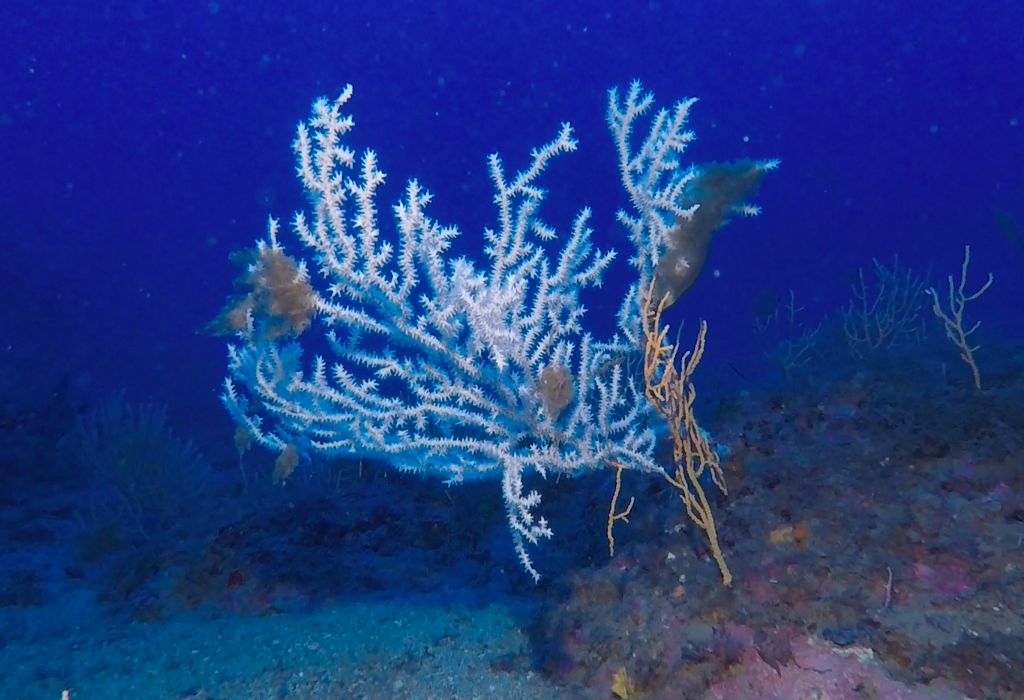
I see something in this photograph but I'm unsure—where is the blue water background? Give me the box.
[1,0,1021,486]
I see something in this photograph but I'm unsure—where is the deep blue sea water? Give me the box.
[3,0,1021,416]
[1,1,1023,698]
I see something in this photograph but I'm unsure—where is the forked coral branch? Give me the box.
[925,245,993,391]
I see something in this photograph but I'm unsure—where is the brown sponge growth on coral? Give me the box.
[210,245,316,339]
[537,363,574,421]
[652,159,768,308]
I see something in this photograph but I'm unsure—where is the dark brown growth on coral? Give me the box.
[210,246,315,339]
[273,444,299,483]
[652,159,767,308]
[537,364,574,420]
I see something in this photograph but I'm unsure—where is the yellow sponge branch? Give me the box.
[640,282,732,586]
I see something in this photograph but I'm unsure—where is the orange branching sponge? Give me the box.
[641,281,731,586]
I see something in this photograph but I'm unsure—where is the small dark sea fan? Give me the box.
[992,209,1024,255]
[751,289,779,320]
[210,246,315,339]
